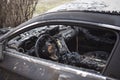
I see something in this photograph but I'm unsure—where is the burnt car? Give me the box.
[0,10,120,80]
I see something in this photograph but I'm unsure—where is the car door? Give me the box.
[0,11,119,80]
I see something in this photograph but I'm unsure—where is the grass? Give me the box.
[34,0,72,16]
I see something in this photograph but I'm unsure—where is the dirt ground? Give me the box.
[48,0,120,12]
[34,0,72,16]
[34,0,120,16]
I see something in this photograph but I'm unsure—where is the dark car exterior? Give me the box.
[0,11,120,80]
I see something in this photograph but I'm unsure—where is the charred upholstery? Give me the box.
[8,25,116,73]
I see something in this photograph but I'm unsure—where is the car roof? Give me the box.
[34,11,120,27]
[1,11,120,41]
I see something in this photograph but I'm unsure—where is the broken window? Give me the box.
[8,24,117,73]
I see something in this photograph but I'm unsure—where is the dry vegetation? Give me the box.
[0,0,72,28]
[0,0,38,28]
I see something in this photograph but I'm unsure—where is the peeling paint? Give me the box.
[23,62,26,65]
[13,66,17,70]
[14,62,19,65]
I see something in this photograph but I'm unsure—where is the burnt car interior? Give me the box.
[7,24,117,74]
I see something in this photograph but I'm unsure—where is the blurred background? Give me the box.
[0,0,119,28]
[0,0,72,28]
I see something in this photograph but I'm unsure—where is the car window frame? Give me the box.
[0,20,119,80]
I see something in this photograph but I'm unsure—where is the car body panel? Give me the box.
[0,49,110,80]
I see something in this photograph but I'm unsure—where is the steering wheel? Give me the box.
[35,34,59,61]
